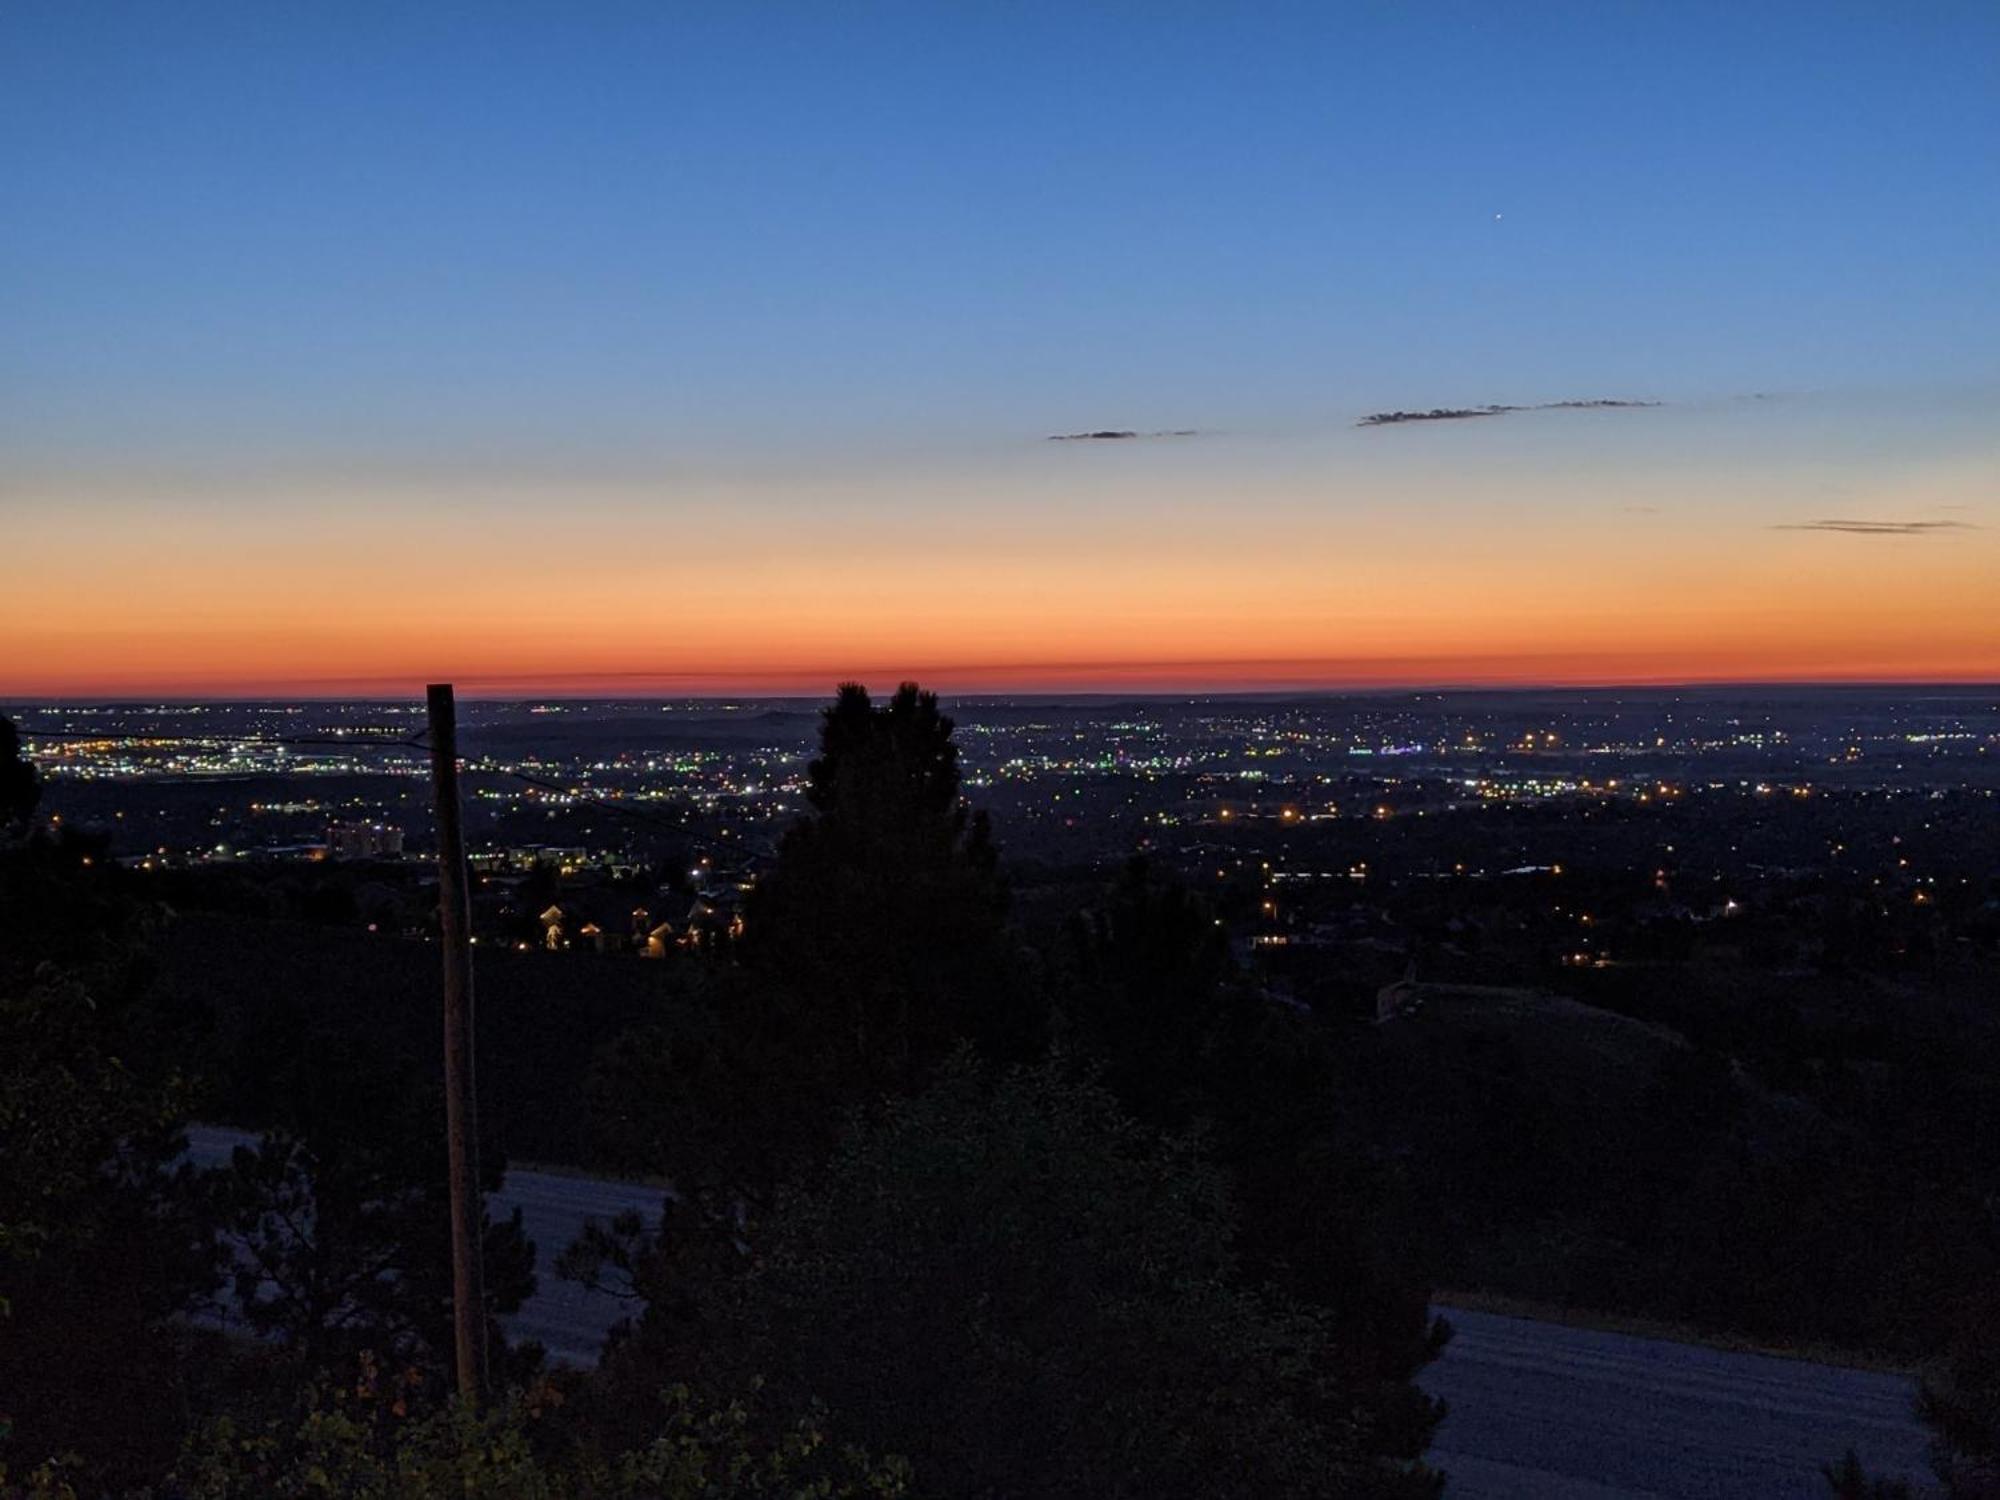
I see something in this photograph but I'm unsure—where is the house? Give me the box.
[682,890,746,949]
[539,903,567,950]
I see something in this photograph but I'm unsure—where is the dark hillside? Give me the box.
[152,911,684,1168]
[1343,981,1996,1356]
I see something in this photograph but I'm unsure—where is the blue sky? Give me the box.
[3,2,1997,692]
[7,2,1996,458]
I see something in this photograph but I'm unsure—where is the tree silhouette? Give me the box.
[170,1376,908,1498]
[0,816,217,1489]
[1918,1290,2000,1497]
[1057,856,1249,1123]
[218,1002,538,1382]
[1823,1449,1913,1499]
[736,1061,1444,1500]
[743,682,1034,1101]
[0,715,39,833]
[1052,858,1450,1466]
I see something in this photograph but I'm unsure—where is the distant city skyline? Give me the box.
[4,3,1997,695]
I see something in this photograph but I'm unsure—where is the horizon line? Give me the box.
[7,674,2000,707]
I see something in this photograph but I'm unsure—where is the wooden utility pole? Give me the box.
[427,683,488,1404]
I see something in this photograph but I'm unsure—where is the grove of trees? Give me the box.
[6,689,1996,1497]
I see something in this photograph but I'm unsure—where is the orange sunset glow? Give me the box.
[7,443,1996,697]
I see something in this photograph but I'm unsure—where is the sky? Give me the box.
[3,1,1997,697]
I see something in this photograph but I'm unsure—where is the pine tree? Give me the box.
[1919,1291,2000,1497]
[0,716,40,834]
[743,683,1034,1100]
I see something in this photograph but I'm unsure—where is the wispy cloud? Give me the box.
[1047,429,1200,441]
[1358,399,1660,428]
[1772,519,1978,536]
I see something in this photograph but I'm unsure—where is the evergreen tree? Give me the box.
[1056,855,1248,1123]
[734,1061,1445,1500]
[742,682,1034,1104]
[1058,858,1451,1468]
[1919,1291,2000,1497]
[0,816,218,1490]
[217,1007,539,1383]
[1823,1449,1914,1499]
[0,717,37,834]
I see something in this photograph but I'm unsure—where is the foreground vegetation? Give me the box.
[1,697,1442,1497]
[5,694,1998,1496]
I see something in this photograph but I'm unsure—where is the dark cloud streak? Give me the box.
[1047,429,1200,441]
[1772,519,1977,536]
[1358,399,1661,427]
